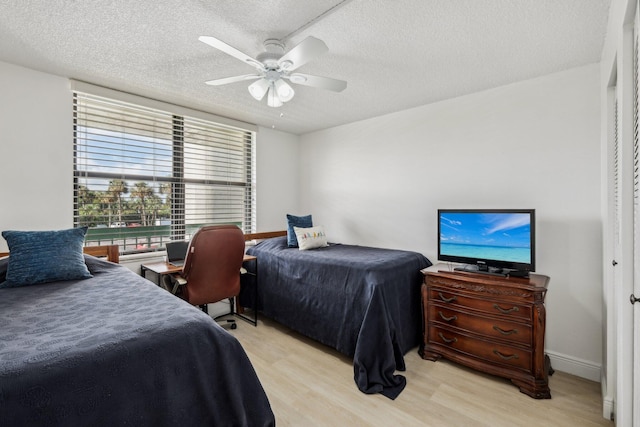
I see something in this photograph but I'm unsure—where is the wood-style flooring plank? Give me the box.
[231,316,612,427]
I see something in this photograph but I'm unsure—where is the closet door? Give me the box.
[608,19,637,426]
[612,84,632,427]
[613,12,640,426]
[632,8,640,424]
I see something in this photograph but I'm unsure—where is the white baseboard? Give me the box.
[601,397,614,421]
[546,350,601,382]
[600,371,615,421]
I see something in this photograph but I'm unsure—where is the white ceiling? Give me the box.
[0,0,611,135]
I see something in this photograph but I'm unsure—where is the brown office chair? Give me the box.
[169,225,245,329]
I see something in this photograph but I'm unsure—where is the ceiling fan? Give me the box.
[199,35,347,107]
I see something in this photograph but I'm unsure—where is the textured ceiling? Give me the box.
[0,0,611,135]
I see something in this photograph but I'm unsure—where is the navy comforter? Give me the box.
[0,255,274,427]
[245,237,431,399]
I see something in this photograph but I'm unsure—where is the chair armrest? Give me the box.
[171,274,187,294]
[162,273,187,295]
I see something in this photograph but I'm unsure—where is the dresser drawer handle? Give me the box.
[438,311,457,322]
[493,350,519,360]
[493,304,519,314]
[438,292,457,303]
[493,325,518,335]
[438,332,457,344]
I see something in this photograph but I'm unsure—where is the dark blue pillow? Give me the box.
[0,227,92,288]
[286,214,313,247]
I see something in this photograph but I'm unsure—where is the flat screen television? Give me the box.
[438,209,535,277]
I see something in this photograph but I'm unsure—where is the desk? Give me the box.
[141,254,258,326]
[140,261,182,283]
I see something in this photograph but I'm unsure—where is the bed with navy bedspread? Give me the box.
[0,255,275,427]
[245,236,432,399]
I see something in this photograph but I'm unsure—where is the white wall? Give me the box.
[255,126,300,231]
[0,60,299,252]
[299,64,603,380]
[0,61,74,245]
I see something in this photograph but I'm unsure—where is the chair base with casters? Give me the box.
[163,273,239,329]
[200,300,237,330]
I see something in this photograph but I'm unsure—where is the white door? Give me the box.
[614,10,640,425]
[613,83,634,427]
[632,8,640,424]
[608,16,636,426]
[605,4,640,425]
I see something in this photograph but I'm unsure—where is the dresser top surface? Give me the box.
[422,268,550,291]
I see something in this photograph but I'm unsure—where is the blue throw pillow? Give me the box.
[0,227,92,288]
[286,214,313,247]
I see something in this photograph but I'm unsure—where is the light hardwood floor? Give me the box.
[231,316,613,427]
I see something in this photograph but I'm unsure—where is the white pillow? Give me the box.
[293,225,328,250]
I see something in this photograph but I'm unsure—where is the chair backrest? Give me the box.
[180,225,245,306]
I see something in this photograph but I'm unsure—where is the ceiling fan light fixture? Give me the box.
[267,85,283,108]
[274,79,295,102]
[200,35,347,108]
[248,78,270,101]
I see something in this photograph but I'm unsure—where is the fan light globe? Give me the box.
[267,85,283,108]
[274,80,295,102]
[248,79,270,101]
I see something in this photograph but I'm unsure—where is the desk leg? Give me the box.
[236,259,258,326]
[253,257,258,325]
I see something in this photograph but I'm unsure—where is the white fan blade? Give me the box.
[287,73,347,92]
[278,36,328,71]
[205,74,261,86]
[199,36,264,70]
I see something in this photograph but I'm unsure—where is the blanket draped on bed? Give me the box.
[245,237,431,399]
[0,256,274,427]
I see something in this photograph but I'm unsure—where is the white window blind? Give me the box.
[73,92,255,253]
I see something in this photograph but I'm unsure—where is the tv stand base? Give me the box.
[453,265,529,278]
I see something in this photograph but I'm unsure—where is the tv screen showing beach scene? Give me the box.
[439,211,532,264]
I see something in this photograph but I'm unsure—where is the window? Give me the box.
[73,90,255,253]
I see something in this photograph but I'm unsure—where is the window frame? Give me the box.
[72,82,256,254]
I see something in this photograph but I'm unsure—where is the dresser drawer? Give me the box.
[429,288,531,321]
[428,303,532,346]
[429,326,532,372]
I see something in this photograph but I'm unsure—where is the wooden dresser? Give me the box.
[419,269,551,399]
